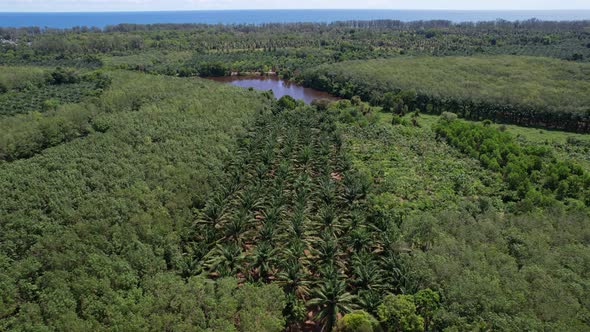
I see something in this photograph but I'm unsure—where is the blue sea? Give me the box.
[1,10,589,29]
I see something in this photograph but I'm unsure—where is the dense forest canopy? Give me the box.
[1,17,590,332]
[0,69,280,330]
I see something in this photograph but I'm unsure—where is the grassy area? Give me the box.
[407,113,590,171]
[492,121,590,170]
[410,113,589,144]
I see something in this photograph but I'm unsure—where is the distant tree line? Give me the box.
[1,18,589,73]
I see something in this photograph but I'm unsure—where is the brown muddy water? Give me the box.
[209,76,338,104]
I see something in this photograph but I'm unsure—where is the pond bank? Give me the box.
[208,76,338,104]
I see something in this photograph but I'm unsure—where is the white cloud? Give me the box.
[1,0,590,11]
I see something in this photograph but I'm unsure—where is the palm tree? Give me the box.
[261,145,275,165]
[262,203,283,225]
[204,243,244,278]
[357,289,382,315]
[346,226,372,253]
[249,241,277,282]
[308,276,356,332]
[380,251,419,294]
[223,170,244,198]
[254,161,269,179]
[342,171,369,204]
[314,232,340,268]
[258,221,277,245]
[335,154,352,174]
[299,145,314,168]
[269,186,287,207]
[277,258,311,298]
[350,251,384,291]
[199,193,229,229]
[275,160,291,182]
[293,175,312,203]
[224,208,252,246]
[287,208,308,241]
[178,241,208,278]
[318,177,337,206]
[237,188,262,212]
[369,212,400,252]
[316,205,342,236]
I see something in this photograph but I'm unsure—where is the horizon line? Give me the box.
[3,9,590,14]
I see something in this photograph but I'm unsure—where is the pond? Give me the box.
[209,76,338,104]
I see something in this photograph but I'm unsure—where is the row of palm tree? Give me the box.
[188,106,418,330]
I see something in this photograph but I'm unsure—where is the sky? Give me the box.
[1,0,590,12]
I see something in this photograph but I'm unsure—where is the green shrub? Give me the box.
[441,112,458,122]
[276,95,297,111]
[42,99,59,112]
[338,99,353,109]
[392,115,410,126]
[377,294,424,332]
[414,289,440,331]
[311,98,333,111]
[49,67,80,85]
[351,95,363,106]
[337,310,380,332]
